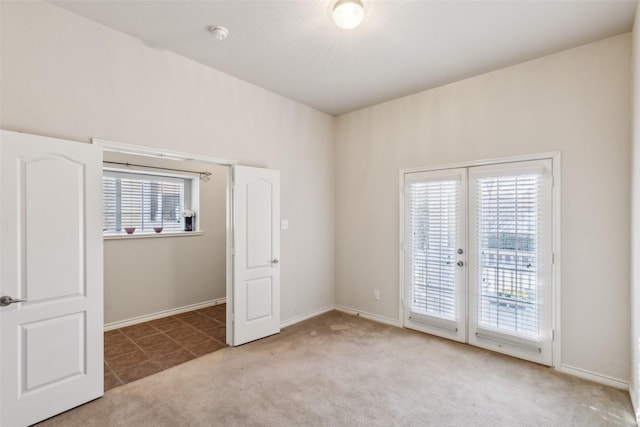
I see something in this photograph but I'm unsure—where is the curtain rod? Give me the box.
[103,161,212,180]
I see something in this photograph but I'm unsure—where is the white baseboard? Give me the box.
[104,297,226,331]
[334,304,401,327]
[630,386,640,425]
[280,305,334,328]
[556,364,629,390]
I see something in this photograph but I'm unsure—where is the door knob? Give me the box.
[0,296,27,307]
[271,258,279,264]
[457,261,464,267]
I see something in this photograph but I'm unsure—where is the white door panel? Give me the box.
[0,130,103,426]
[403,168,467,343]
[232,166,280,346]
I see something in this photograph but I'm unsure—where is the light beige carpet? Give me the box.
[38,311,634,426]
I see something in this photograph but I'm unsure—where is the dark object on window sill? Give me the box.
[185,217,193,232]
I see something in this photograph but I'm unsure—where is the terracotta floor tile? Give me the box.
[185,316,218,329]
[196,307,216,316]
[174,311,203,322]
[108,349,149,373]
[202,324,226,341]
[104,373,122,392]
[144,340,183,359]
[190,339,225,357]
[211,312,226,323]
[132,333,171,349]
[104,307,227,391]
[148,316,185,332]
[171,331,210,349]
[104,340,138,360]
[120,323,159,340]
[117,360,162,384]
[104,332,132,347]
[164,325,199,340]
[154,349,196,370]
[178,314,209,326]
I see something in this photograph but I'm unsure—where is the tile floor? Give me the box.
[104,303,226,391]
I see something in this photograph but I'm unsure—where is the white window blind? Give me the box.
[103,171,185,233]
[408,180,459,320]
[475,174,540,338]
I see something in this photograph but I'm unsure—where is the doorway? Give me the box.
[0,130,282,426]
[401,156,559,366]
[99,150,230,390]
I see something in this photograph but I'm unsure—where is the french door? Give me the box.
[403,159,553,365]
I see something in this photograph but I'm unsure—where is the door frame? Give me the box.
[399,151,561,367]
[92,138,241,345]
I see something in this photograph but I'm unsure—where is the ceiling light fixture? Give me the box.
[209,26,229,41]
[332,0,365,30]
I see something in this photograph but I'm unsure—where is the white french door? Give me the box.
[403,158,554,366]
[403,168,467,343]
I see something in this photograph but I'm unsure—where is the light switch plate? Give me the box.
[281,220,289,230]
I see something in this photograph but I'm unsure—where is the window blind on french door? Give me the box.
[408,180,458,320]
[475,174,540,338]
[468,159,552,365]
[404,169,466,340]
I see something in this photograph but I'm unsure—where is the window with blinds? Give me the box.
[475,174,540,338]
[408,179,459,320]
[103,170,187,234]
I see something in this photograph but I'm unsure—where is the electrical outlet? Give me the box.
[373,290,380,300]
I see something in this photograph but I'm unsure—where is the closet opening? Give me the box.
[97,140,234,391]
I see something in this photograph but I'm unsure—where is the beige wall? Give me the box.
[630,3,640,418]
[335,34,631,383]
[0,1,336,324]
[102,152,227,324]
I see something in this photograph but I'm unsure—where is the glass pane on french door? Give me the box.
[468,159,553,366]
[404,169,466,343]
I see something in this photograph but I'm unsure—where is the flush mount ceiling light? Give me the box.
[332,0,365,30]
[209,26,229,41]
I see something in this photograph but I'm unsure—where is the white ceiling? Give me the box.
[48,0,638,116]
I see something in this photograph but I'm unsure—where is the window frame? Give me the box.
[102,167,198,237]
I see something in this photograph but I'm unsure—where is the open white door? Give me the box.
[231,165,280,346]
[0,130,103,426]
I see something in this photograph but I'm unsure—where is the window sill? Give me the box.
[104,231,204,240]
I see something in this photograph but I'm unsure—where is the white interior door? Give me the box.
[231,165,280,346]
[0,130,103,426]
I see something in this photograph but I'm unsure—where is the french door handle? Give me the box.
[457,261,464,267]
[0,296,27,307]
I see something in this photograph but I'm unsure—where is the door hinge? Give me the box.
[552,329,555,341]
